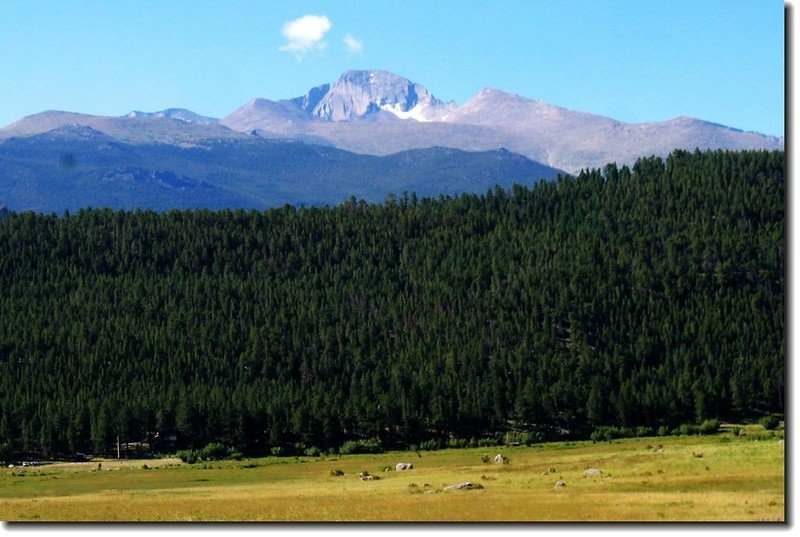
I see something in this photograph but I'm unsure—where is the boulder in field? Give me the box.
[444,482,484,491]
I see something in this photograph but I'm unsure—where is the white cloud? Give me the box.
[343,33,363,55]
[279,15,332,59]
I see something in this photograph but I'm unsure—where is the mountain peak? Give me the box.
[474,86,515,98]
[336,69,408,85]
[463,87,551,110]
[310,70,448,122]
[0,110,102,139]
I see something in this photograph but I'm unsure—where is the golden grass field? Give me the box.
[0,425,784,522]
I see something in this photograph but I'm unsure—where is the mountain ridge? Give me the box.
[0,69,784,174]
[0,125,562,212]
[124,108,218,125]
[218,70,783,172]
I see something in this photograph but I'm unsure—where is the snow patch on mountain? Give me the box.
[379,102,434,122]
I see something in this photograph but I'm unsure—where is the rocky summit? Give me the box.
[305,70,453,122]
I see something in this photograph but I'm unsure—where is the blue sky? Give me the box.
[0,0,785,136]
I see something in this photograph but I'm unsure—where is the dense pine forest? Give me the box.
[0,149,784,458]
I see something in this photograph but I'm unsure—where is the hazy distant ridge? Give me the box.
[0,124,561,212]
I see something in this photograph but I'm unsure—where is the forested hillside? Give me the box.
[0,149,784,457]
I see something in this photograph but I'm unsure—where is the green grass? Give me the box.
[0,428,785,522]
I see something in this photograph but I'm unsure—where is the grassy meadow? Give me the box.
[0,425,784,522]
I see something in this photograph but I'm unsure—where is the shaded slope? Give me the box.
[0,127,562,212]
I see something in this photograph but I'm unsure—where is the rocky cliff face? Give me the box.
[307,70,452,122]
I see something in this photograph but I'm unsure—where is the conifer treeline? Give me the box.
[0,149,784,456]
